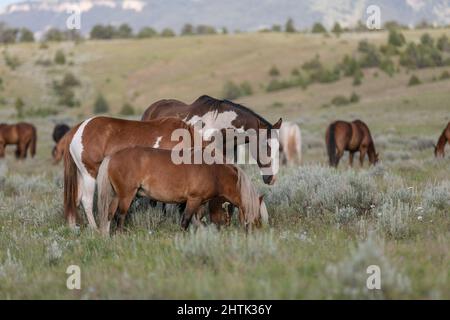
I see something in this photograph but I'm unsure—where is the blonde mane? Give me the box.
[235,166,268,225]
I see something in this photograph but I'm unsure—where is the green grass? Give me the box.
[0,30,449,299]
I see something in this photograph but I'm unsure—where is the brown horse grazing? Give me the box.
[52,130,71,164]
[142,95,282,185]
[435,122,450,158]
[0,122,37,159]
[326,120,379,168]
[64,116,197,229]
[96,147,268,235]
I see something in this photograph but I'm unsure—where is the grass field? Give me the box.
[0,30,449,299]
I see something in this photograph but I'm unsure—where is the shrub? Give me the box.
[285,18,296,33]
[222,81,253,100]
[437,34,450,52]
[349,92,360,103]
[119,103,135,115]
[423,181,450,212]
[311,23,327,33]
[61,72,80,87]
[400,42,443,69]
[408,75,421,86]
[388,29,406,47]
[331,95,350,106]
[137,27,157,39]
[325,237,411,298]
[160,28,176,37]
[15,98,25,118]
[439,70,450,80]
[268,65,280,77]
[54,50,66,65]
[3,51,21,70]
[239,81,253,96]
[93,94,110,114]
[266,166,380,216]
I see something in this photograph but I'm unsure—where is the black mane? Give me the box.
[194,95,272,128]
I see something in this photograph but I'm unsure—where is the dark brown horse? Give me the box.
[96,147,268,235]
[64,116,197,229]
[0,122,37,159]
[142,95,282,185]
[326,120,379,167]
[435,122,450,158]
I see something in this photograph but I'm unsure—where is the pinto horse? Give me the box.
[326,120,379,168]
[0,122,37,159]
[96,147,268,235]
[279,121,302,166]
[63,116,197,229]
[435,122,450,158]
[141,95,282,185]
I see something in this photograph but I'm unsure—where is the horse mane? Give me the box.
[234,165,267,224]
[194,95,273,128]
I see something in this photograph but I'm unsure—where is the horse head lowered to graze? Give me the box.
[279,121,302,166]
[141,95,282,185]
[52,124,71,164]
[325,119,379,168]
[96,147,268,235]
[63,116,198,229]
[0,122,37,159]
[434,122,450,158]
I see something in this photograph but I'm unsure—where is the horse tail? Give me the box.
[64,142,79,227]
[97,156,114,236]
[30,126,37,157]
[327,123,337,167]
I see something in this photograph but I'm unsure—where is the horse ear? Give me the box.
[272,118,282,129]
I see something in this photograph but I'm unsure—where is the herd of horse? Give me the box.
[1,94,449,235]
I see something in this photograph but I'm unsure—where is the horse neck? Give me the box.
[367,141,377,163]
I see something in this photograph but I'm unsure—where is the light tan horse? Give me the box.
[96,147,268,235]
[279,121,302,165]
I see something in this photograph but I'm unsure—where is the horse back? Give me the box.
[141,99,189,121]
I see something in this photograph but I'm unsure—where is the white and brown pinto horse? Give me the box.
[141,95,282,185]
[279,121,302,166]
[63,116,196,229]
[97,147,268,235]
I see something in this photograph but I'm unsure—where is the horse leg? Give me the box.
[116,195,135,233]
[359,147,367,167]
[18,141,28,159]
[181,198,202,230]
[80,174,98,229]
[349,152,354,167]
[0,143,5,158]
[335,148,344,167]
[100,197,119,236]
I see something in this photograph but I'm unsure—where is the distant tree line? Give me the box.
[1,19,450,44]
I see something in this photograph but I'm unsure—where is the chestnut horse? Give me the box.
[326,120,379,167]
[52,123,71,163]
[52,130,71,164]
[0,122,37,159]
[435,122,450,158]
[279,121,302,166]
[96,147,268,235]
[64,116,197,229]
[141,95,282,185]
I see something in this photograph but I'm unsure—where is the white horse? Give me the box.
[279,121,302,166]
